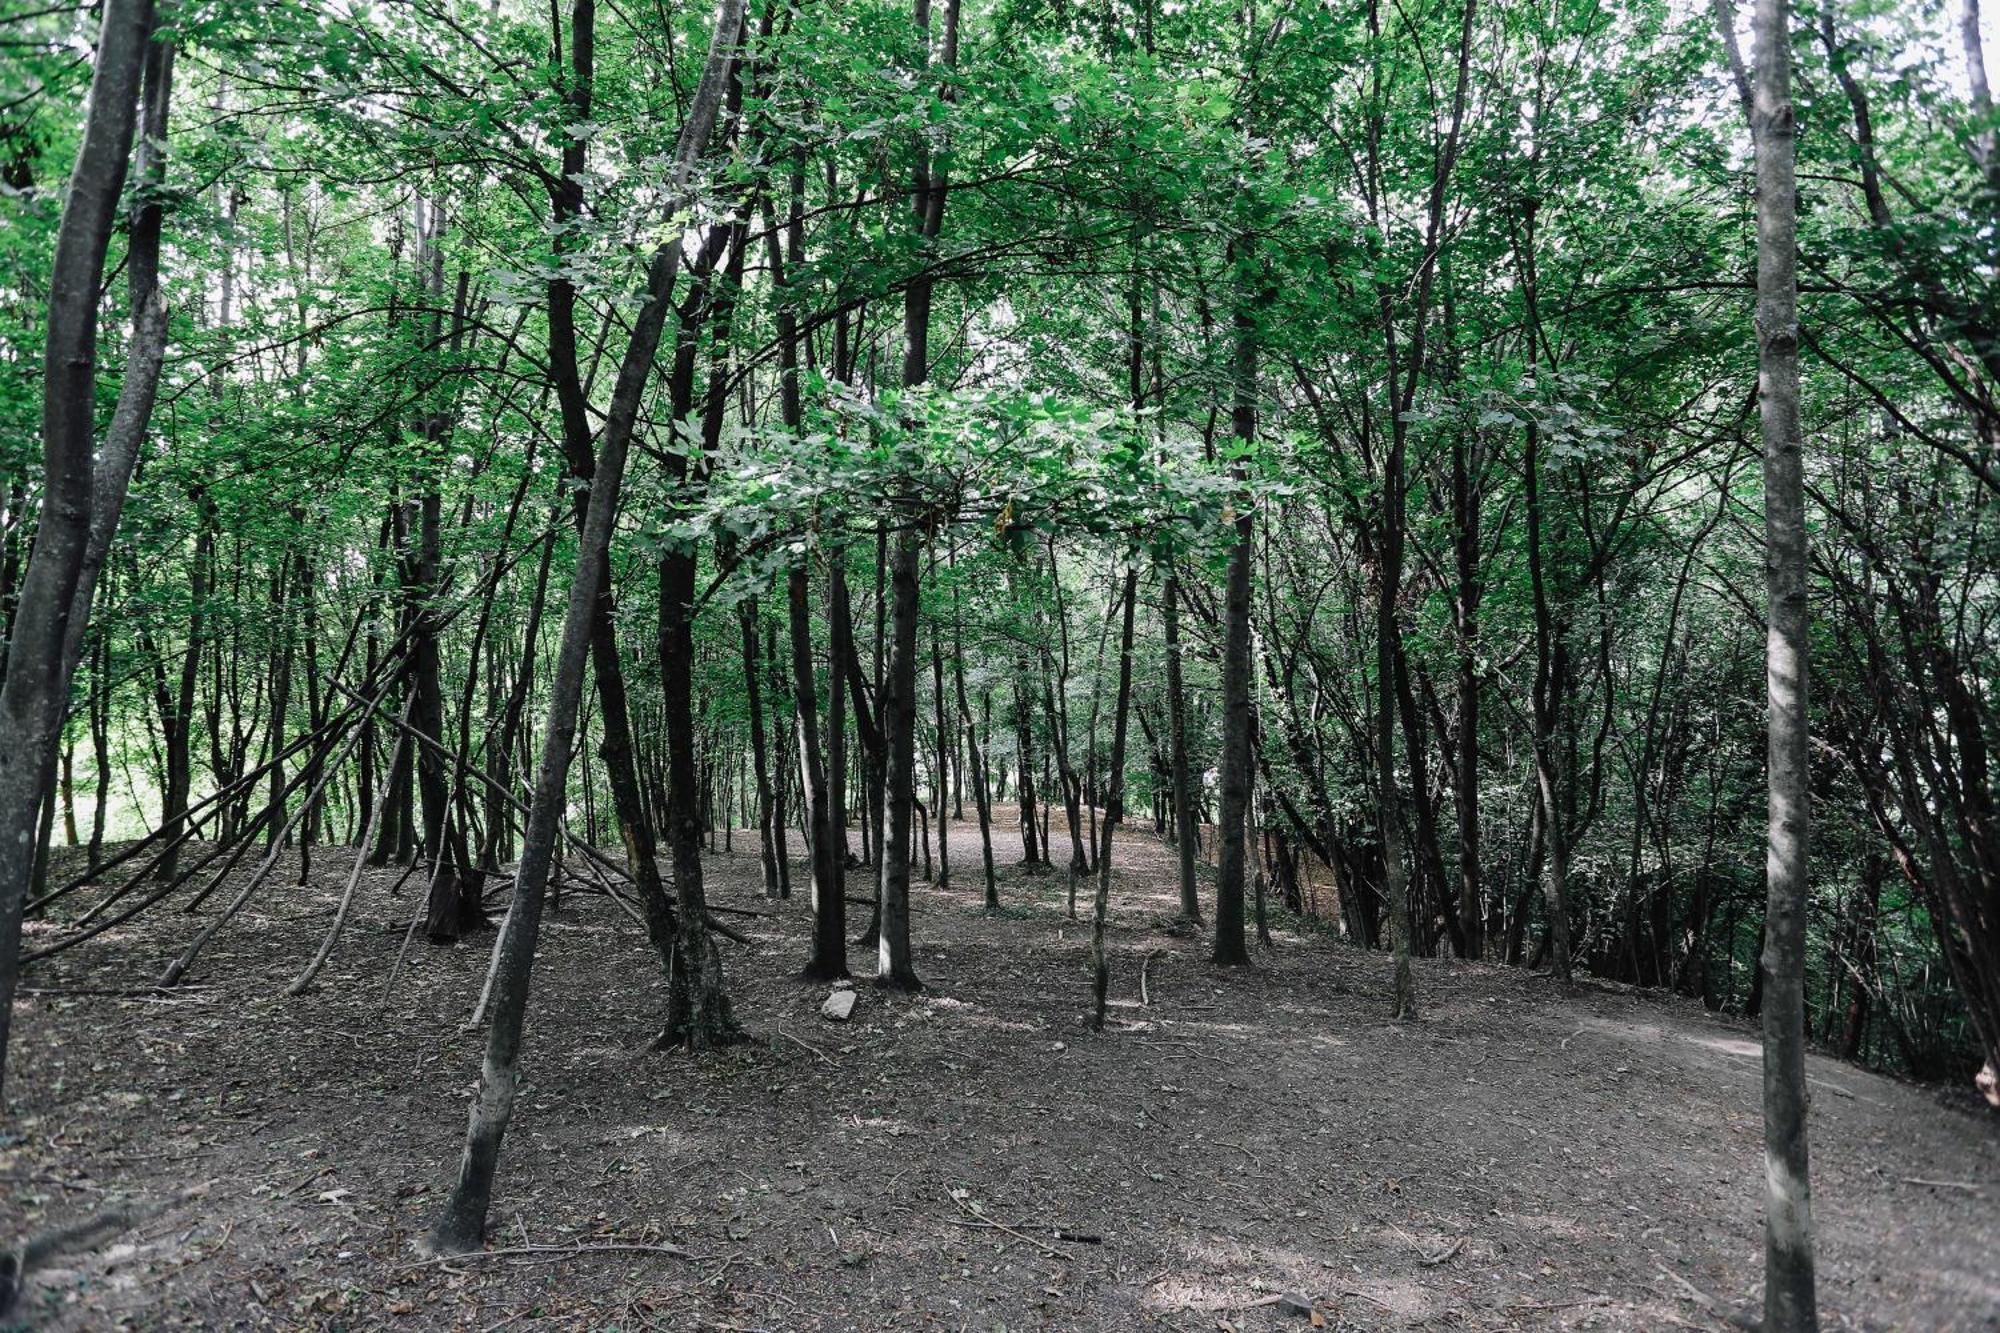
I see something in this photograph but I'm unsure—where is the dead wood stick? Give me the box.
[398,1241,697,1270]
[1655,1265,1756,1329]
[29,687,376,919]
[1419,1236,1466,1266]
[705,913,752,946]
[1902,1177,1983,1192]
[0,1178,219,1315]
[1140,948,1165,1006]
[330,678,776,932]
[278,1165,335,1199]
[286,694,417,997]
[380,882,436,1011]
[462,893,515,1029]
[774,1028,834,1064]
[158,676,389,988]
[327,678,642,893]
[946,1192,1077,1261]
[941,1218,1101,1244]
[18,985,210,999]
[570,840,645,929]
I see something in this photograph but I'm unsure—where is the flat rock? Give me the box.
[821,989,857,1022]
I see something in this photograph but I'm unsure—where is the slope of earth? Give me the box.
[2,812,1996,1331]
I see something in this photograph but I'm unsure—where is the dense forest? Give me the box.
[0,0,1996,1324]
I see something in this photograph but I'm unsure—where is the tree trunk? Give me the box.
[1451,424,1482,958]
[791,564,848,978]
[0,0,159,1099]
[545,0,681,975]
[950,562,998,911]
[1163,569,1202,923]
[929,630,952,892]
[428,0,744,1251]
[658,538,742,1045]
[1737,0,1820,1317]
[1212,239,1257,970]
[1091,570,1139,1029]
[742,603,781,898]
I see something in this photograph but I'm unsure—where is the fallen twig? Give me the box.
[1655,1265,1756,1329]
[774,1028,834,1065]
[0,1185,209,1314]
[19,985,212,999]
[400,1241,697,1271]
[940,1218,1102,1244]
[277,1165,335,1199]
[1419,1236,1466,1266]
[945,1189,1078,1260]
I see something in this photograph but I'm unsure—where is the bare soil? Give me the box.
[3,813,1996,1331]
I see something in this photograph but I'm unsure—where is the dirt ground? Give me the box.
[3,812,1996,1332]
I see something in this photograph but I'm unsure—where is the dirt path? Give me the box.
[3,815,1995,1330]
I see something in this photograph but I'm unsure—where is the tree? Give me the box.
[426,0,747,1252]
[0,0,160,1099]
[1717,0,1821,1322]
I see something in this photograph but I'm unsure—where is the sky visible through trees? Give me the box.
[0,0,1997,1324]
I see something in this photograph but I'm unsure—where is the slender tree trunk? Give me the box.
[1091,570,1138,1030]
[742,603,780,898]
[545,0,681,975]
[1213,237,1258,969]
[1163,569,1202,923]
[1729,0,1820,1319]
[876,519,923,990]
[428,0,744,1251]
[1374,476,1415,1014]
[88,635,110,869]
[1519,214,1575,985]
[791,564,848,977]
[157,500,212,883]
[1013,679,1043,867]
[868,0,958,992]
[659,536,742,1044]
[0,0,159,1098]
[762,622,790,896]
[950,563,998,910]
[929,629,952,892]
[1452,423,1483,958]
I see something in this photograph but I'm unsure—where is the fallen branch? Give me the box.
[18,985,209,999]
[1140,948,1165,1006]
[400,1240,697,1271]
[774,1028,834,1065]
[0,1186,208,1315]
[1419,1236,1466,1266]
[1655,1265,1756,1330]
[941,1218,1102,1244]
[945,1189,1078,1260]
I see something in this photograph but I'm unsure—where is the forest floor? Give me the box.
[2,811,1996,1332]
